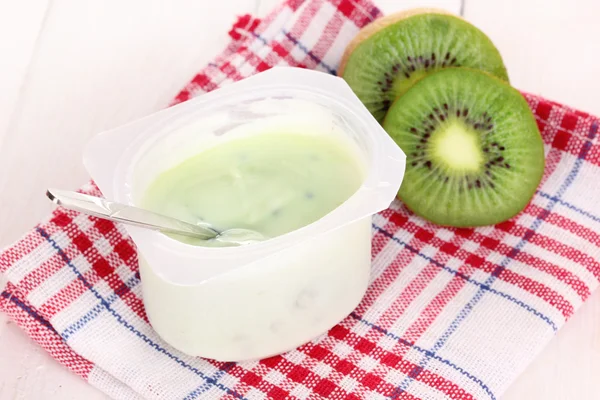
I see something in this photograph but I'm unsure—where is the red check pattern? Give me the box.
[2,1,600,399]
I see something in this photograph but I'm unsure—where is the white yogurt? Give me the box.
[139,218,372,361]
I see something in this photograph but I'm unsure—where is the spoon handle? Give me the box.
[46,188,219,240]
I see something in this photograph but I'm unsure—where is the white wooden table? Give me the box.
[1,0,599,398]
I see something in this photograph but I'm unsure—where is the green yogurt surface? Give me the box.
[141,133,365,245]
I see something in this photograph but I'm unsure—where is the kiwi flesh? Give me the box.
[383,68,544,227]
[341,10,509,122]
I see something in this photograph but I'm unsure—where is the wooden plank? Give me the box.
[465,0,600,115]
[0,0,50,150]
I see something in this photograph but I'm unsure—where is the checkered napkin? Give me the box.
[2,0,600,399]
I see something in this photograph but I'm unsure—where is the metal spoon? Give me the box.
[46,189,266,245]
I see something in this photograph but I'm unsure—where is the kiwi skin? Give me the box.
[338,8,454,76]
[383,67,545,228]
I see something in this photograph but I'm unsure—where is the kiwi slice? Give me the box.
[383,68,544,227]
[340,9,508,122]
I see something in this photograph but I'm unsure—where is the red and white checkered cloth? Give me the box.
[2,0,600,399]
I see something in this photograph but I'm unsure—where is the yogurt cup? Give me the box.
[83,67,406,361]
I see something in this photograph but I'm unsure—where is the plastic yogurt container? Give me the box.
[83,67,405,361]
